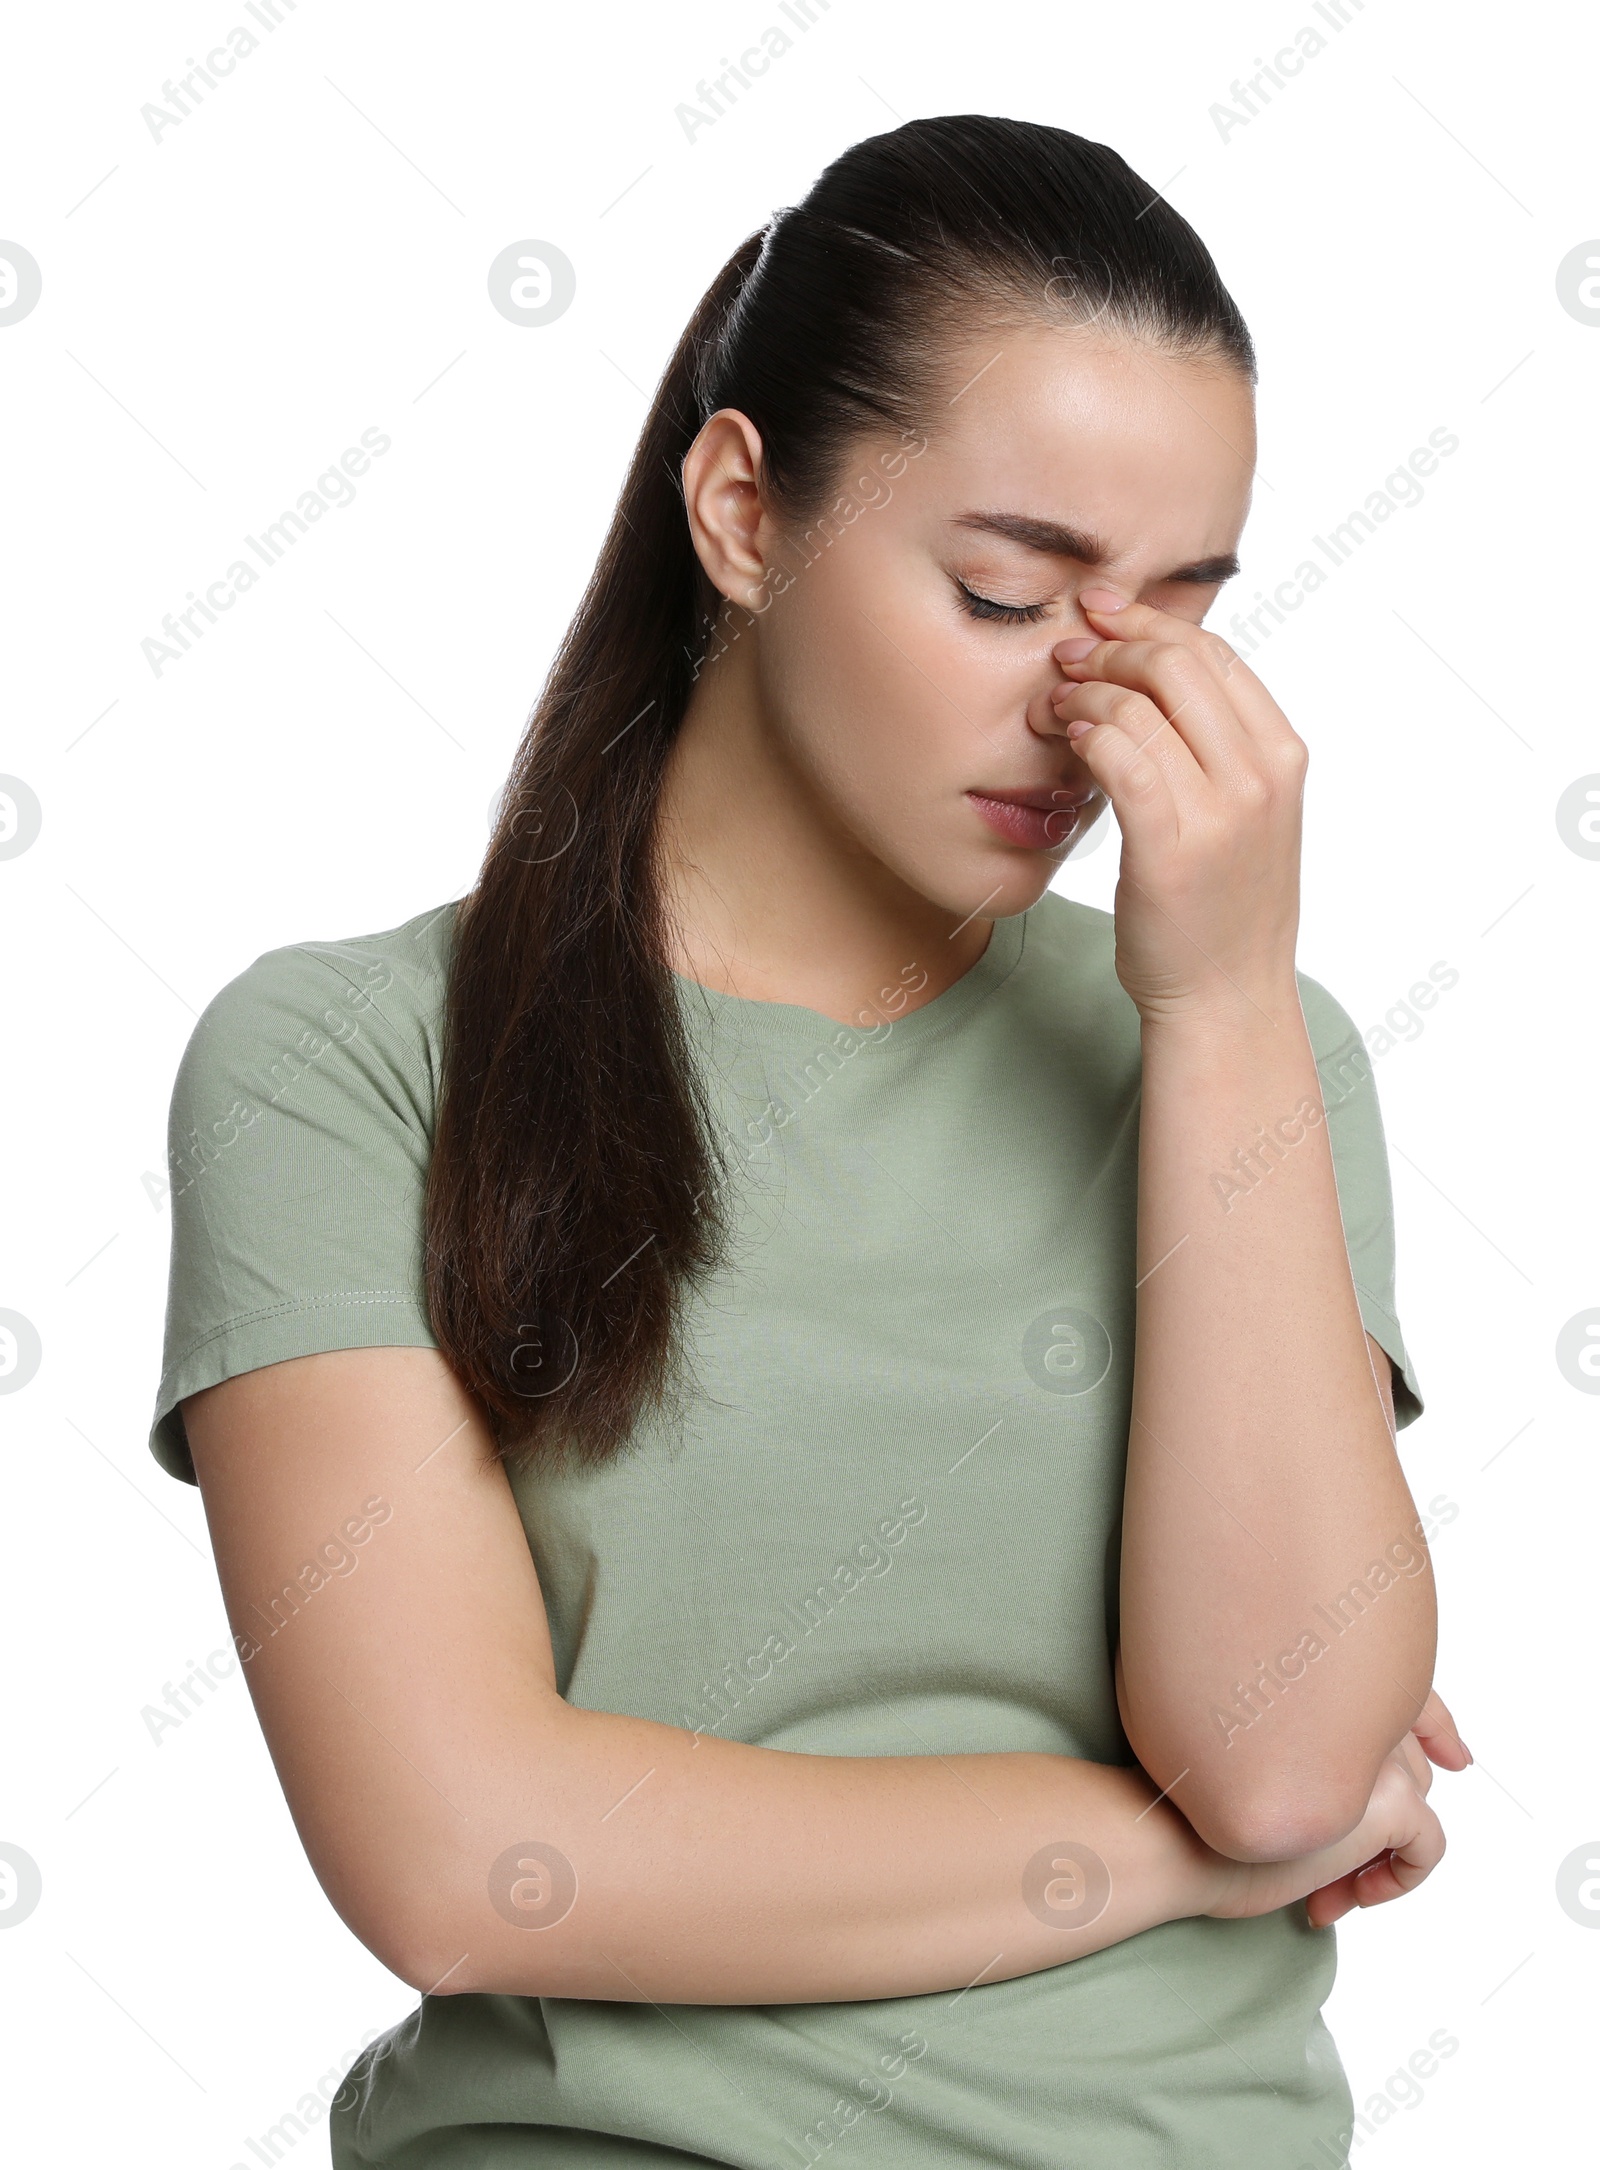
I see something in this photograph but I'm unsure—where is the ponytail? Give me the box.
[425,119,1253,1470]
[425,230,765,1468]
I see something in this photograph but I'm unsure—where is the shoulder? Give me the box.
[154,901,460,1483]
[1018,893,1386,1118]
[1023,893,1368,1067]
[186,896,458,1053]
[171,900,459,1144]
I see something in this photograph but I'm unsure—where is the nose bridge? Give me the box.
[1023,576,1130,743]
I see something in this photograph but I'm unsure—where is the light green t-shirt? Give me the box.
[150,889,1423,2170]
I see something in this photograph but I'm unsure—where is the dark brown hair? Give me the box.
[425,114,1255,1471]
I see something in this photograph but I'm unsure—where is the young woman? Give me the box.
[151,116,1465,2169]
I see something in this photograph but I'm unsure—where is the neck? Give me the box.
[654,629,993,1027]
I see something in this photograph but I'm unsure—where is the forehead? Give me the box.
[910,320,1256,561]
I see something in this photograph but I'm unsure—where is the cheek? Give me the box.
[755,554,929,787]
[760,541,1028,798]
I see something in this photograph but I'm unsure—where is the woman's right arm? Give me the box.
[182,1344,1439,2005]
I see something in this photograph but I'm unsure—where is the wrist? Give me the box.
[1119,1767,1234,1926]
[1137,981,1305,1052]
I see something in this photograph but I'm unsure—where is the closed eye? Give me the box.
[955,578,1051,626]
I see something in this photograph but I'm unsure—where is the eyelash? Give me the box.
[955,578,1051,626]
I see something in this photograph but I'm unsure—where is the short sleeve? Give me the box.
[1296,970,1424,1430]
[149,909,456,1484]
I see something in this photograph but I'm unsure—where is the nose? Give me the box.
[1023,669,1104,817]
[1026,669,1087,751]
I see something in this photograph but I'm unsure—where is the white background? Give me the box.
[2,1,1595,2163]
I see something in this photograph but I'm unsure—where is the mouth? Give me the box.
[966,784,1098,851]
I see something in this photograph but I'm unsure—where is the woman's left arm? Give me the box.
[1049,594,1440,1863]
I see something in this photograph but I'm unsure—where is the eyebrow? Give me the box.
[950,509,1240,587]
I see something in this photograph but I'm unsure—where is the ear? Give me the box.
[681,408,776,616]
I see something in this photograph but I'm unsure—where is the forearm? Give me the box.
[414,1703,1218,2003]
[1117,994,1437,1855]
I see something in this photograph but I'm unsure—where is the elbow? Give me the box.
[1116,1681,1374,1863]
[332,1872,481,1999]
[1181,1784,1370,1865]
[386,1930,476,1999]
[374,1854,575,2000]
[354,1907,471,1999]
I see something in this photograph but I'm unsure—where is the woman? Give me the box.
[150,115,1466,2168]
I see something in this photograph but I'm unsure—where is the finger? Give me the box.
[1389,1802,1448,1890]
[1045,680,1184,853]
[1354,1831,1441,1900]
[1351,1854,1411,1907]
[1052,632,1252,787]
[1075,594,1295,757]
[1305,1868,1363,1928]
[1356,1807,1447,1906]
[1412,1688,1473,1769]
[1048,679,1204,791]
[1324,1850,1409,1909]
[1309,1802,1448,1924]
[1077,591,1241,685]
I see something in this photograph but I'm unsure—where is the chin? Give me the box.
[973,856,1063,918]
[898,840,1062,924]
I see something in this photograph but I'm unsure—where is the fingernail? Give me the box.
[1079,587,1127,613]
[1066,719,1094,741]
[1054,637,1097,661]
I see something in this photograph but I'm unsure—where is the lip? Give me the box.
[971,785,1098,813]
[966,785,1097,851]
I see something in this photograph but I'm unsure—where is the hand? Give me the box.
[1049,592,1307,1028]
[1298,1687,1470,1927]
[1203,1735,1446,1928]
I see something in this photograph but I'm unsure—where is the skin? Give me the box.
[184,1344,1455,1998]
[660,315,1467,1869]
[181,314,1467,2005]
[659,321,1251,1016]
